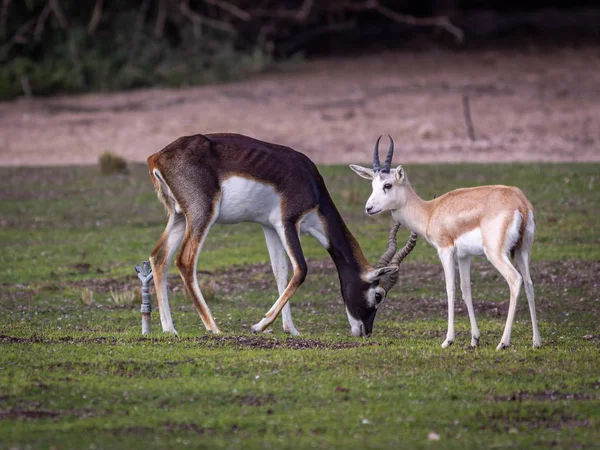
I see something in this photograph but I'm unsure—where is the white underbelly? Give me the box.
[216,177,282,226]
[454,228,485,257]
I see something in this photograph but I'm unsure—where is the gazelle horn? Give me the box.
[377,222,401,268]
[373,135,382,172]
[382,135,394,173]
[381,231,418,292]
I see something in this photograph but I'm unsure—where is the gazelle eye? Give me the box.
[384,184,392,191]
[375,292,383,303]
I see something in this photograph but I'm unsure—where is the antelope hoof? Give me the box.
[441,339,453,348]
[533,338,542,348]
[284,327,301,337]
[163,328,179,336]
[471,336,480,347]
[496,342,509,350]
[250,323,264,333]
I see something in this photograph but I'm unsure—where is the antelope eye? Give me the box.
[375,292,383,303]
[384,184,392,191]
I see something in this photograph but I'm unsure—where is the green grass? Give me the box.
[0,163,599,449]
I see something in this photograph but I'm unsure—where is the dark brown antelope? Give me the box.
[351,136,541,349]
[147,133,417,337]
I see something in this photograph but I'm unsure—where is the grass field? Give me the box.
[0,162,598,449]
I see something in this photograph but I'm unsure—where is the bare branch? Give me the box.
[49,0,68,29]
[374,2,464,43]
[34,4,51,42]
[154,0,167,37]
[87,0,104,35]
[1,0,12,41]
[332,0,463,42]
[20,75,32,97]
[0,18,34,61]
[129,0,152,61]
[251,0,314,21]
[179,0,236,34]
[202,0,250,22]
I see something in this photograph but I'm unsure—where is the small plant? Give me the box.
[99,152,129,175]
[109,289,136,306]
[199,279,218,303]
[81,288,94,306]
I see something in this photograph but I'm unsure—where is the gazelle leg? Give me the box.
[149,212,186,334]
[439,247,456,348]
[175,208,221,333]
[251,221,307,333]
[514,248,542,348]
[486,251,522,350]
[458,256,481,347]
[263,226,299,336]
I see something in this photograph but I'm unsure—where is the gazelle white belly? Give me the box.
[215,177,330,247]
[454,228,485,257]
[216,177,282,226]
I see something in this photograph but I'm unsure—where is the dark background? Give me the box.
[1,0,599,99]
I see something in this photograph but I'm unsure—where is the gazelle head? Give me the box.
[350,135,409,216]
[345,224,418,337]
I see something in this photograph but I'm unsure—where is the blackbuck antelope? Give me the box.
[350,136,541,349]
[147,133,418,337]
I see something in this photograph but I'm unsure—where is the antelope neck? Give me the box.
[318,193,370,284]
[392,186,430,238]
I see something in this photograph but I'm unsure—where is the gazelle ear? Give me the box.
[349,165,375,180]
[365,266,398,282]
[394,166,406,184]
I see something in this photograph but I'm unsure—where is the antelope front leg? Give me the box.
[458,256,481,347]
[263,226,299,335]
[251,221,307,333]
[439,248,456,348]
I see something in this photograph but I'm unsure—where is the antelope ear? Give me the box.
[349,165,375,180]
[394,166,406,184]
[365,266,398,282]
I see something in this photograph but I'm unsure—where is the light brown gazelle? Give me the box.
[350,136,541,349]
[147,133,418,337]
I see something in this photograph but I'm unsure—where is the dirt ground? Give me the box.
[1,47,599,166]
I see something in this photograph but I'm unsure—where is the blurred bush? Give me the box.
[0,1,273,99]
[99,151,129,175]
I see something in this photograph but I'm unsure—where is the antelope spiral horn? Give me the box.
[381,231,418,292]
[377,222,401,268]
[382,135,394,173]
[373,135,382,172]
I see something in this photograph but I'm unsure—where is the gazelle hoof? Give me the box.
[441,339,453,348]
[533,339,542,348]
[470,336,480,347]
[496,342,509,350]
[250,323,263,333]
[284,327,301,336]
[163,328,179,336]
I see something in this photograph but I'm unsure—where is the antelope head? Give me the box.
[346,223,418,337]
[349,135,410,216]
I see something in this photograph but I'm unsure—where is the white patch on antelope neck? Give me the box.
[346,307,364,337]
[217,177,282,226]
[455,227,485,257]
